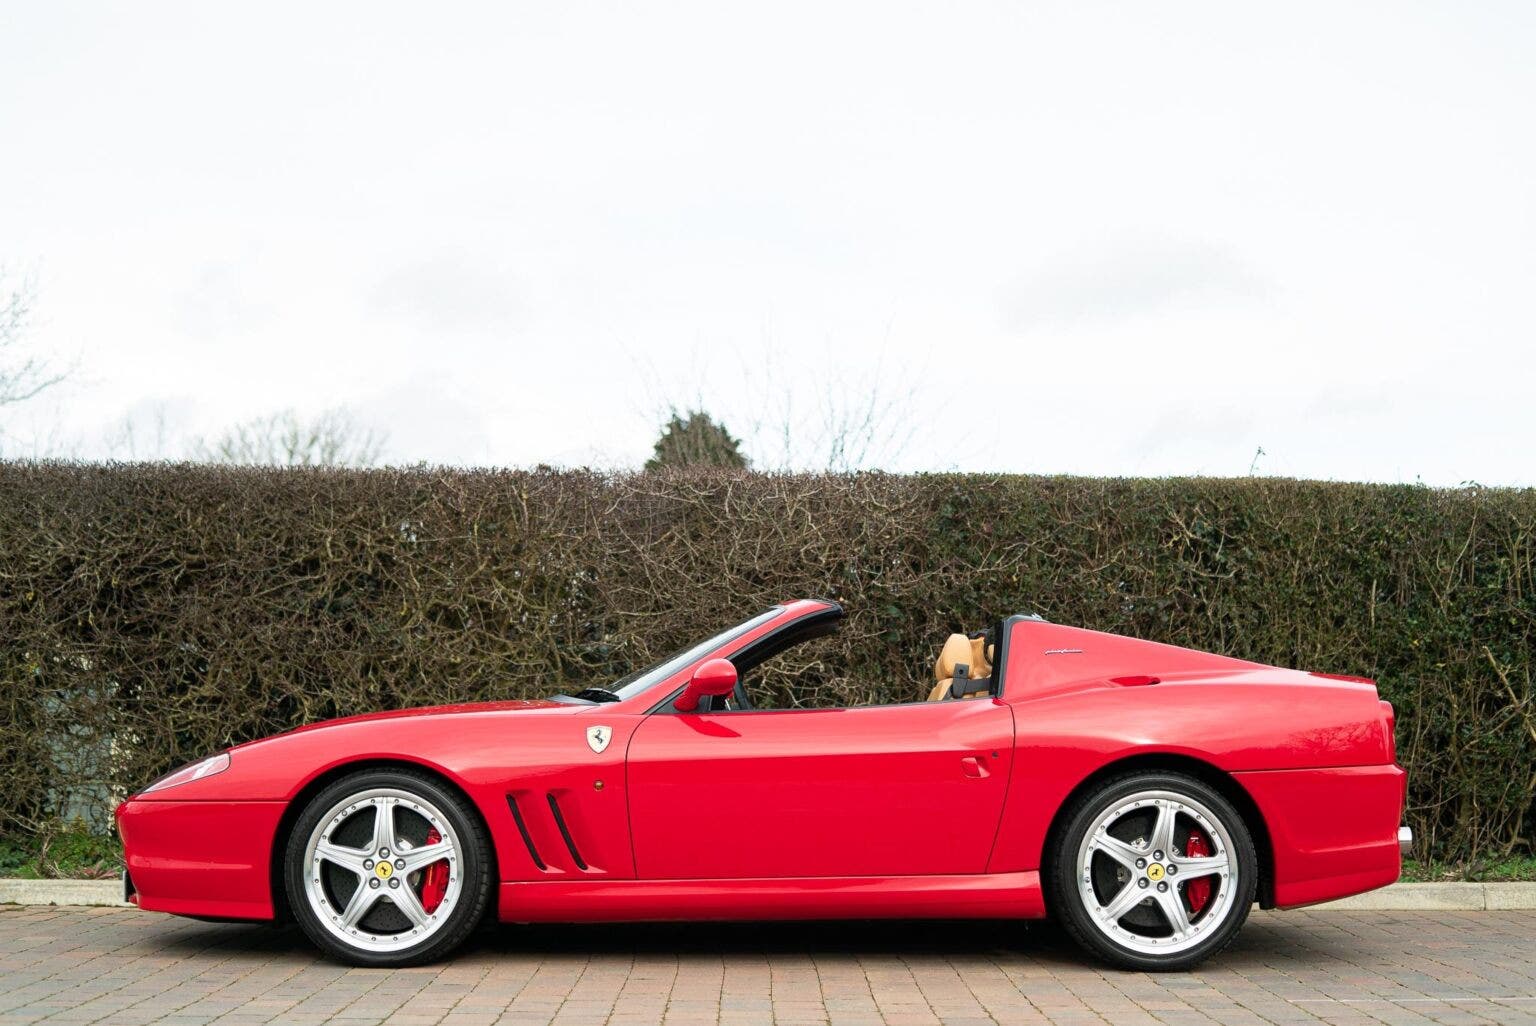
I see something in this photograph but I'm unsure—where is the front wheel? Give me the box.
[1047,771,1257,971]
[284,768,493,966]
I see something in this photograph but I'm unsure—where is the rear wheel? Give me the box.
[284,769,492,966]
[1048,771,1257,971]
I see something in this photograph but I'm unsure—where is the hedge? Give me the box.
[1,461,1532,867]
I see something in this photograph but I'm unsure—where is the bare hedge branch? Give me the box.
[0,461,1530,866]
[0,271,65,409]
[192,409,385,467]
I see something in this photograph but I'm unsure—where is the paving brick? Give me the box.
[2,907,1534,1024]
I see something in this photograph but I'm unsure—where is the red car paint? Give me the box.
[115,600,1406,924]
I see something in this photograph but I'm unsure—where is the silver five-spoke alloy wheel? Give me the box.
[1075,789,1237,957]
[1050,771,1257,970]
[302,788,462,953]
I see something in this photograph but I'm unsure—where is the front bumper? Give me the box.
[1398,825,1413,856]
[115,797,286,921]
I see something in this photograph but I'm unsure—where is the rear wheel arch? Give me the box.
[1041,753,1275,910]
[268,758,496,923]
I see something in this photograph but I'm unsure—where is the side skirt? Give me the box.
[498,871,1045,923]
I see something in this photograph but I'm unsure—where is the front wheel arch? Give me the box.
[268,758,496,924]
[1041,753,1275,911]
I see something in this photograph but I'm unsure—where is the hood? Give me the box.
[238,698,573,746]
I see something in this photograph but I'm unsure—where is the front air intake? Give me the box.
[546,794,588,870]
[505,795,547,870]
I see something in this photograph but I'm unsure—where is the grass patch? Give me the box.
[0,822,122,880]
[1400,856,1536,883]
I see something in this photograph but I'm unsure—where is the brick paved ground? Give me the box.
[1,906,1533,1025]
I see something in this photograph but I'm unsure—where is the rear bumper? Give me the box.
[115,798,285,921]
[1235,763,1407,909]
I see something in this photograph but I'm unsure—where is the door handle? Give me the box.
[961,756,989,779]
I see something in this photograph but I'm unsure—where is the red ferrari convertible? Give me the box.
[116,600,1410,970]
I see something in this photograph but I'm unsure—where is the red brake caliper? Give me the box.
[419,828,450,914]
[1184,828,1212,916]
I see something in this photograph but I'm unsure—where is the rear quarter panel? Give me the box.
[990,675,1400,903]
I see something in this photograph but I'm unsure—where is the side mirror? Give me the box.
[674,658,738,712]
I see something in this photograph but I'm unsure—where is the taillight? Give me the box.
[1379,700,1397,762]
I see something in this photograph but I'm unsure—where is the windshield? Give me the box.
[575,608,782,702]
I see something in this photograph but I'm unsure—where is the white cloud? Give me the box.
[0,1,1533,483]
[1000,238,1271,333]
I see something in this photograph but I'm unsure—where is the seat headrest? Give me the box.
[935,633,982,682]
[968,633,993,678]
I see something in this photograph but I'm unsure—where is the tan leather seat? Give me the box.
[926,632,993,701]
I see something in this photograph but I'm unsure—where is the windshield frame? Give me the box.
[577,607,783,703]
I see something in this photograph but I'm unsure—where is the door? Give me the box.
[624,699,1015,879]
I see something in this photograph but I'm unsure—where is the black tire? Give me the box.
[1046,771,1257,971]
[284,768,493,967]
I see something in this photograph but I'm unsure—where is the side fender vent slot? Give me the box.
[505,795,546,870]
[546,794,588,870]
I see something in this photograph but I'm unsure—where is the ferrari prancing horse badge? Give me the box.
[586,725,612,754]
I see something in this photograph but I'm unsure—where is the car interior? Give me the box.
[926,631,996,702]
[703,617,999,711]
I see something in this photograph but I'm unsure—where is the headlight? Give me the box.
[140,752,230,794]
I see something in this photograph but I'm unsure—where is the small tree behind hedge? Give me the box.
[644,411,748,470]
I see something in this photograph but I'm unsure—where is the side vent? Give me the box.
[505,795,546,870]
[546,794,588,870]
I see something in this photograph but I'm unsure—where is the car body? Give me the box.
[116,600,1409,969]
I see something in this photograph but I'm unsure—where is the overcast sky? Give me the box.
[2,2,1532,483]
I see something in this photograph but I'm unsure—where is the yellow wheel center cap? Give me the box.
[375,862,393,879]
[1146,863,1165,881]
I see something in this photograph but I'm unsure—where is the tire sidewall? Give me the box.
[1049,771,1257,971]
[285,768,491,967]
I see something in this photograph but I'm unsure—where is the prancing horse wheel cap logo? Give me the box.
[1146,863,1165,881]
[586,725,612,754]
